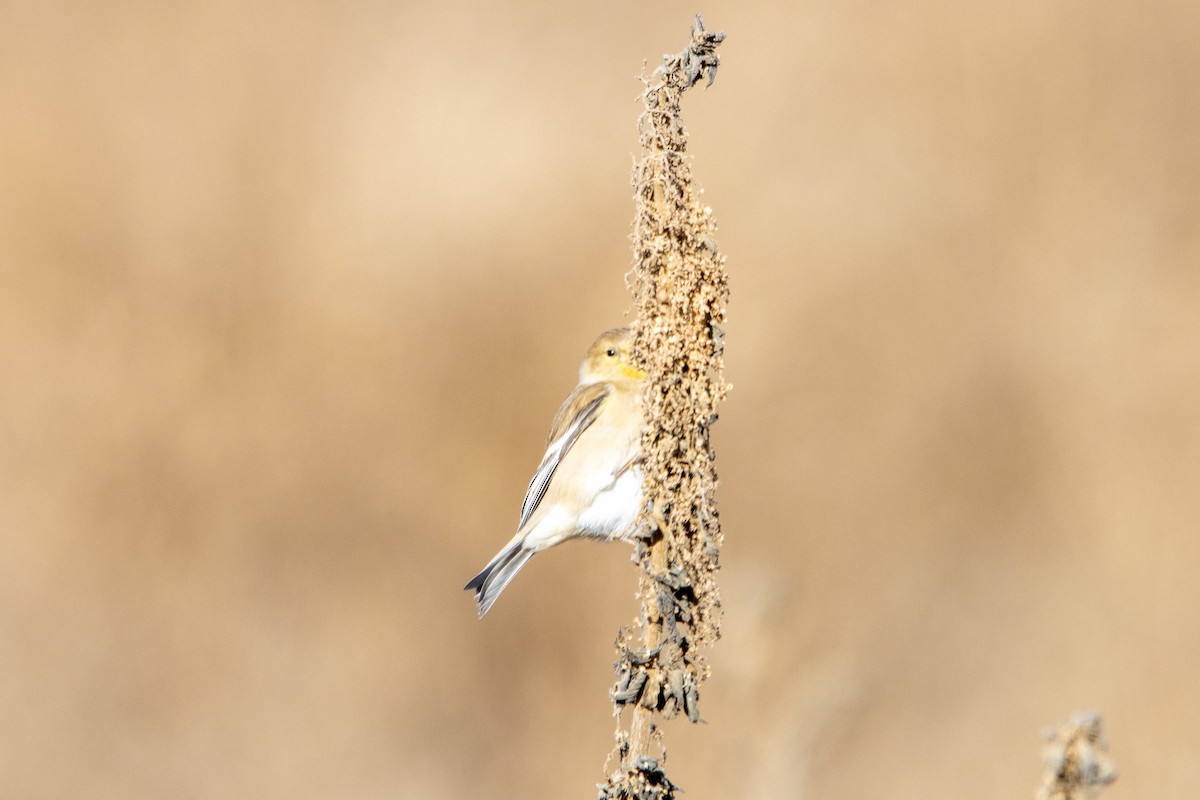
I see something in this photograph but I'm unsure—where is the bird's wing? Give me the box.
[517,382,611,531]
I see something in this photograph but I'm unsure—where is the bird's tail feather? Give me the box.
[464,541,534,618]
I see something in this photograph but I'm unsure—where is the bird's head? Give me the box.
[580,327,646,385]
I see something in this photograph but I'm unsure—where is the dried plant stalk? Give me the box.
[1037,712,1118,800]
[599,16,728,800]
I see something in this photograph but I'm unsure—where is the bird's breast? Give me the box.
[576,468,642,539]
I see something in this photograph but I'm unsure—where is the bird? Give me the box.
[465,327,646,618]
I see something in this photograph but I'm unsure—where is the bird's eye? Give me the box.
[605,348,617,357]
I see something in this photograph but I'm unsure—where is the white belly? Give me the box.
[576,468,643,539]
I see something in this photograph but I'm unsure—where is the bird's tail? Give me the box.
[464,539,534,618]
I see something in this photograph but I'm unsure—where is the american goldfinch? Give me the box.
[465,327,646,617]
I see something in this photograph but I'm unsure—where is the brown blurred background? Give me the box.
[2,1,1198,797]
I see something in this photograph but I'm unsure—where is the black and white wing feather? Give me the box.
[516,382,610,531]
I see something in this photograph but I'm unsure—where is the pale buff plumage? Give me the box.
[465,328,645,617]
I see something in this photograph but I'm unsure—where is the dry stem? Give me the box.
[599,16,728,800]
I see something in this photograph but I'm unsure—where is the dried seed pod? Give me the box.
[601,16,726,800]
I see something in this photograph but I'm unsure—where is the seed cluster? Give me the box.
[599,16,727,800]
